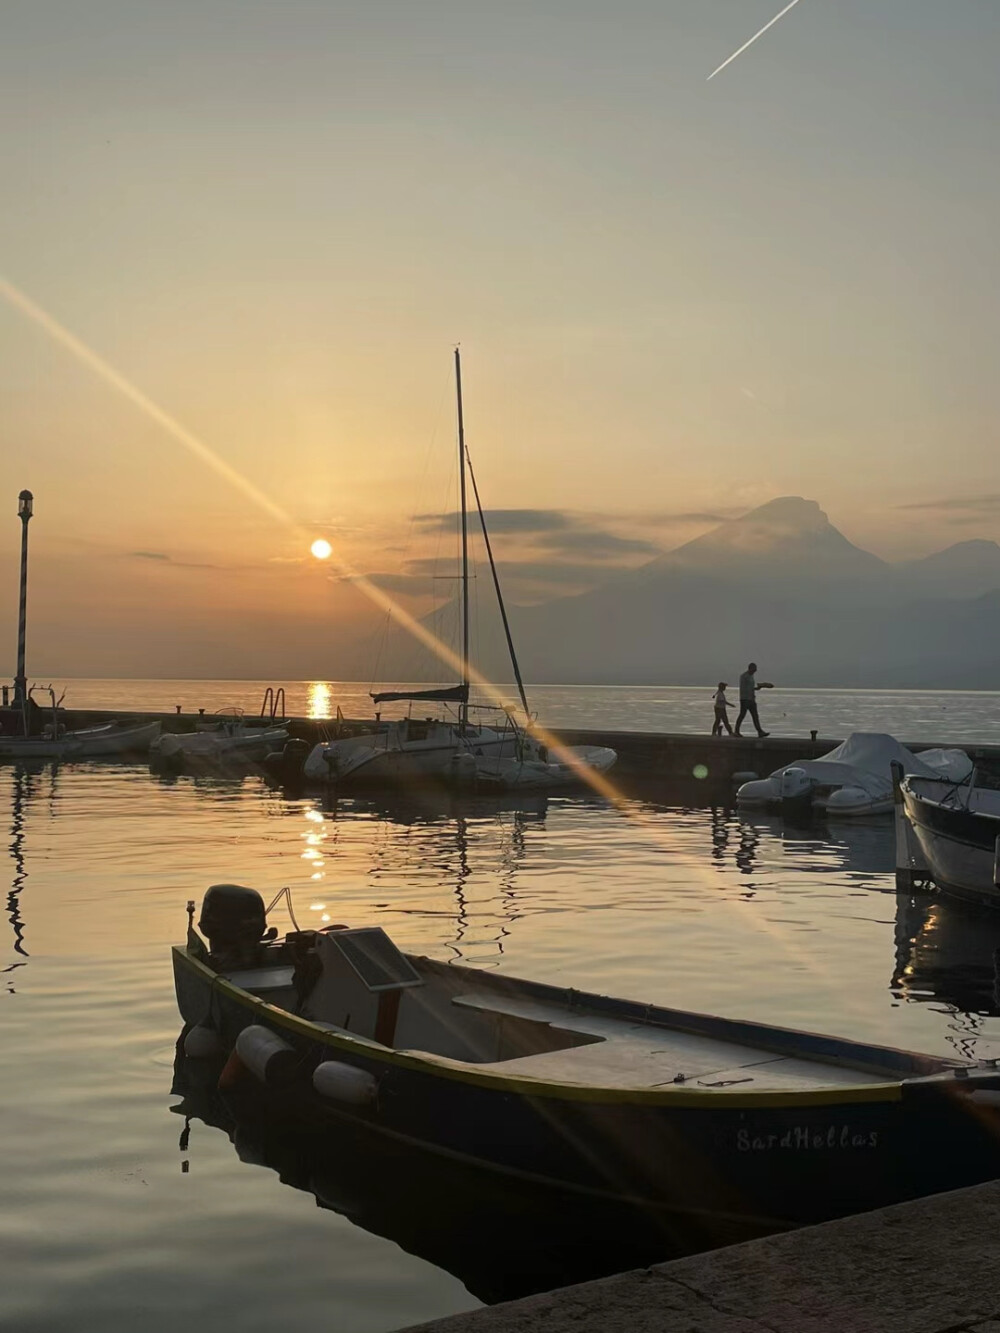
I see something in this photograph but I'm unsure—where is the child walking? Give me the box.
[712,682,733,736]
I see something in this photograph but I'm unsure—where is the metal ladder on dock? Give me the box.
[259,686,286,722]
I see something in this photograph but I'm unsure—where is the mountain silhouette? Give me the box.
[371,499,1000,690]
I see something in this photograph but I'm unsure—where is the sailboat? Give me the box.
[302,352,616,790]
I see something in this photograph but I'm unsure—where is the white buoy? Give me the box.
[235,1024,298,1085]
[184,1024,224,1059]
[312,1060,379,1107]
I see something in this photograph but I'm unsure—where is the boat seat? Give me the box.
[224,965,295,993]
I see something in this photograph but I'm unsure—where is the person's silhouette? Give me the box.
[734,662,770,738]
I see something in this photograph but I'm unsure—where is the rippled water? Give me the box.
[6,683,1000,1331]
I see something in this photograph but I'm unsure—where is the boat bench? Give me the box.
[451,992,884,1090]
[225,965,295,994]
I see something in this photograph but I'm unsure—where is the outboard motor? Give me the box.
[263,736,311,786]
[779,766,814,822]
[198,883,267,968]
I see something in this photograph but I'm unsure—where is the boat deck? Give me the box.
[451,993,889,1091]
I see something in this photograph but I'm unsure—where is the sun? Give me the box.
[310,538,332,560]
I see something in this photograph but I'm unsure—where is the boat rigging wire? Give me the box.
[464,447,531,721]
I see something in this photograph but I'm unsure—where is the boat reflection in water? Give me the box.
[894,891,1000,1034]
[170,1049,710,1305]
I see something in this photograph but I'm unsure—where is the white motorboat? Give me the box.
[0,718,162,761]
[736,732,971,817]
[453,743,619,792]
[895,769,1000,906]
[151,715,288,770]
[304,351,616,791]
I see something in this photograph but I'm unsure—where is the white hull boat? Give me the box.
[0,718,162,761]
[736,733,972,818]
[896,773,1000,907]
[152,724,289,769]
[304,717,533,785]
[457,744,619,792]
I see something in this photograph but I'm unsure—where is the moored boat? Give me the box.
[737,733,971,818]
[0,718,161,761]
[151,719,288,771]
[895,768,1000,906]
[303,351,615,792]
[174,884,1000,1233]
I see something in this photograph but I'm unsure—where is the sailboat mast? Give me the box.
[454,347,470,731]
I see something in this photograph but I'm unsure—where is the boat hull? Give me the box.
[0,719,161,760]
[173,945,1000,1232]
[303,726,526,787]
[901,780,1000,906]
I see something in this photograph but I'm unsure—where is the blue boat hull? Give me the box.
[173,947,1000,1235]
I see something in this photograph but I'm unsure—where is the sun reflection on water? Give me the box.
[307,682,333,720]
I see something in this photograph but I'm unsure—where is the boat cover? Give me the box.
[766,732,971,799]
[371,684,469,705]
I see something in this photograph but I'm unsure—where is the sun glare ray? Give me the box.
[707,0,804,81]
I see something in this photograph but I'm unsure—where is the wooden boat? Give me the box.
[895,769,1000,906]
[173,884,1000,1235]
[0,718,161,760]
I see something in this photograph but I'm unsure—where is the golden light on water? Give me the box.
[307,682,333,719]
[311,538,333,560]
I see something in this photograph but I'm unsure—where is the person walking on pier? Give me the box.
[735,662,771,738]
[711,682,733,736]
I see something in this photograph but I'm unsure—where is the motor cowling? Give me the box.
[199,883,267,967]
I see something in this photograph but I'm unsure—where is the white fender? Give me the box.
[235,1024,298,1084]
[184,1024,224,1059]
[312,1060,379,1107]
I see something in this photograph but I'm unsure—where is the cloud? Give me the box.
[339,571,434,595]
[415,509,570,534]
[405,556,624,587]
[896,496,1000,522]
[413,507,661,562]
[539,529,659,557]
[127,550,218,570]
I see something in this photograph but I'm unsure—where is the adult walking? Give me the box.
[734,662,771,738]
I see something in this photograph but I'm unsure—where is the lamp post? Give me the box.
[14,490,33,706]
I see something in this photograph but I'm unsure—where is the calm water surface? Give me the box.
[6,683,1000,1331]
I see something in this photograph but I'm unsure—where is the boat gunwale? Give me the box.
[903,776,1000,825]
[171,944,953,1108]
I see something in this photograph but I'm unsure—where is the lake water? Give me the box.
[44,677,1000,743]
[6,681,1000,1332]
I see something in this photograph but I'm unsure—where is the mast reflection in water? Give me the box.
[5,763,41,990]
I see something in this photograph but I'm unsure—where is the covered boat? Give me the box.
[895,769,1000,907]
[736,732,971,817]
[151,719,288,771]
[173,885,1000,1234]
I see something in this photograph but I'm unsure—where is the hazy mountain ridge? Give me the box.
[387,498,1000,689]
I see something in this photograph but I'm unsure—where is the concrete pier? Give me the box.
[401,1179,1000,1333]
[30,707,1000,792]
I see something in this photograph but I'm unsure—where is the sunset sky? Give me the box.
[2,1,999,677]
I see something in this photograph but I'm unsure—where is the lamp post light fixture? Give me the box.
[14,490,33,706]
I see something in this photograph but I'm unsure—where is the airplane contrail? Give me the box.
[707,0,804,81]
